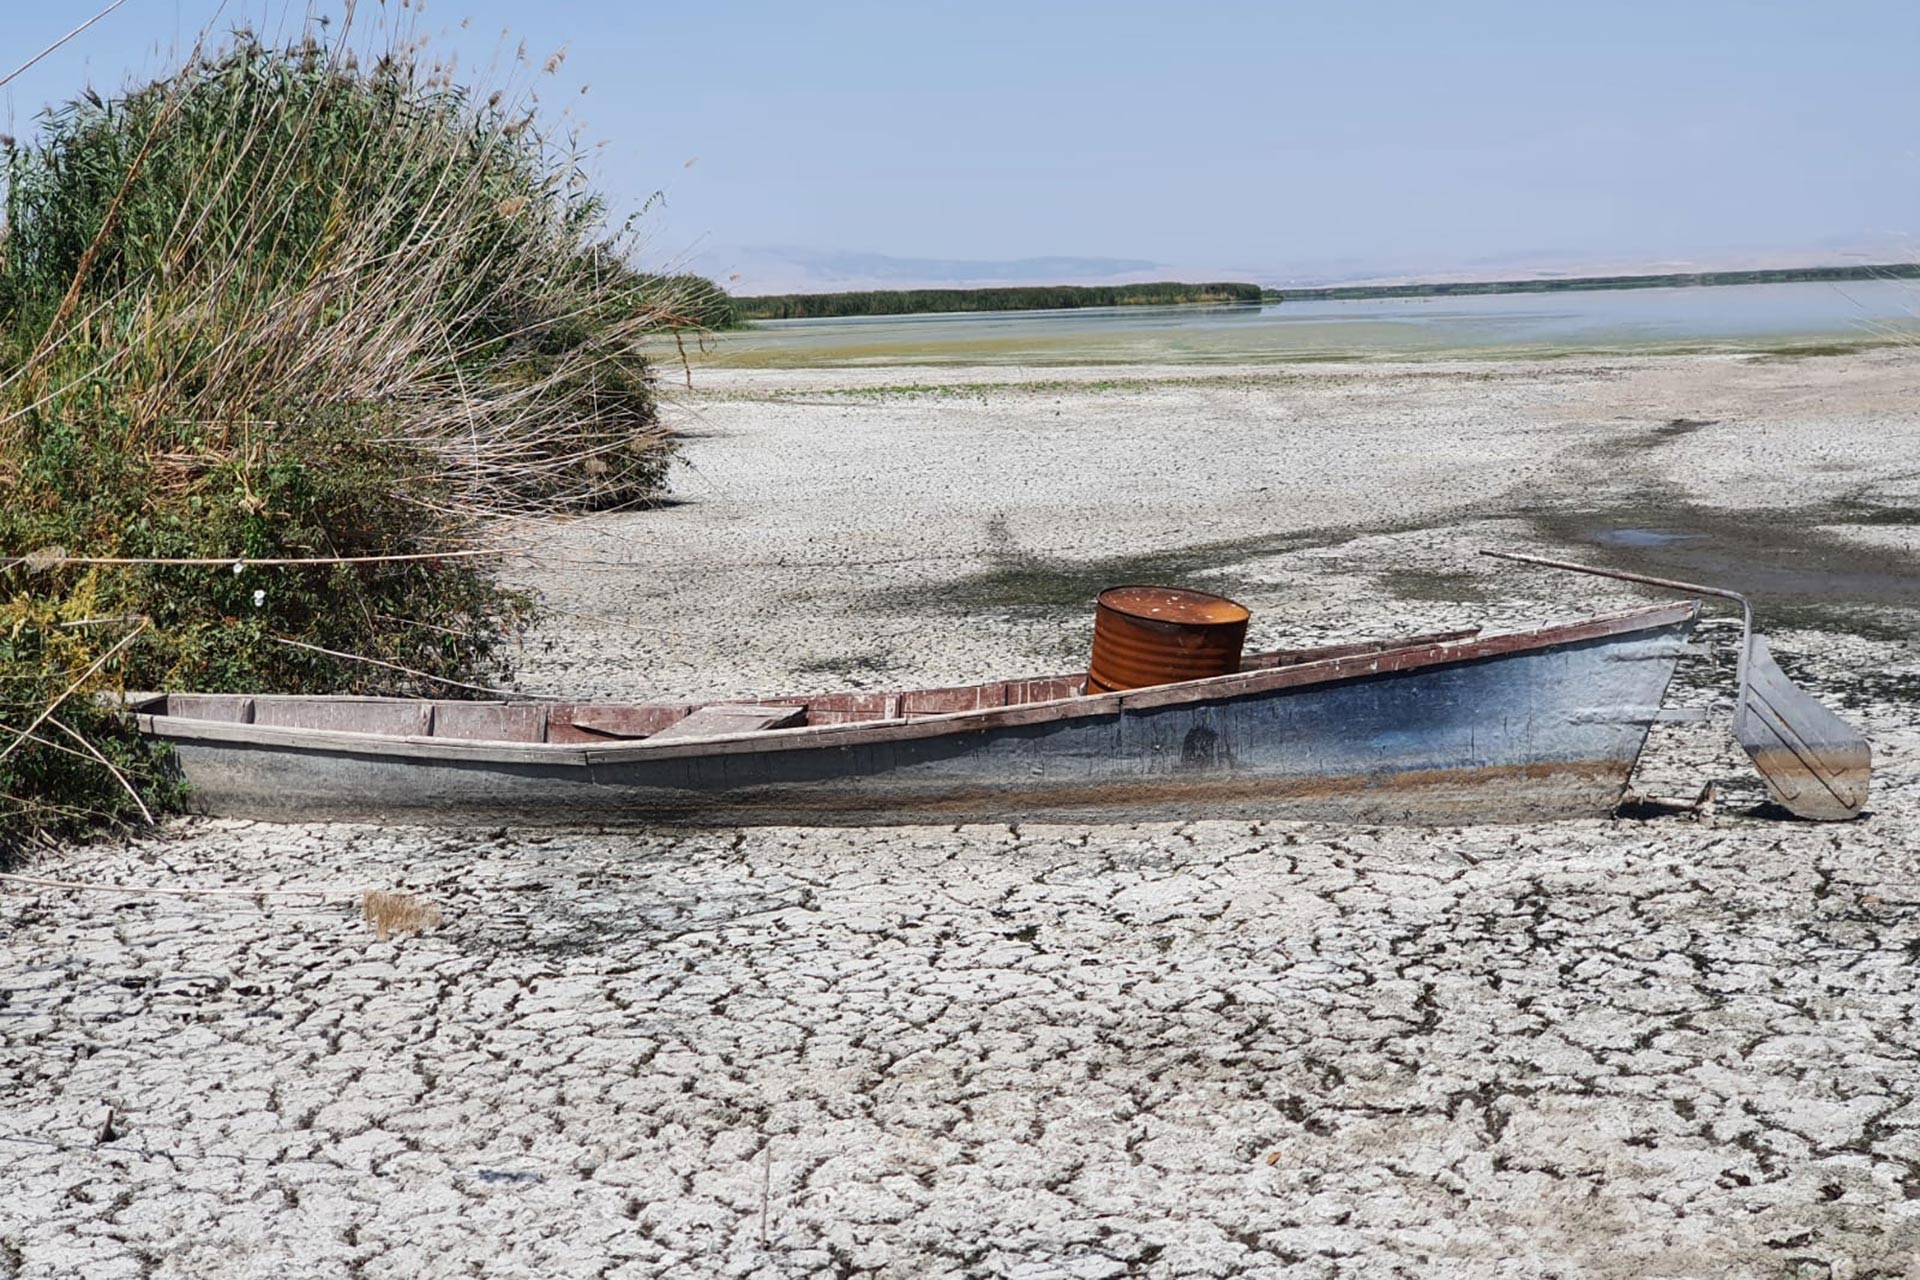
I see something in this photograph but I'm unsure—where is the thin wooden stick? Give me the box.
[267,635,543,699]
[4,549,505,571]
[0,617,150,769]
[370,612,478,639]
[0,872,359,899]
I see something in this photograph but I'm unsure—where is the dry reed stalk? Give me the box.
[0,1,132,92]
[363,890,443,939]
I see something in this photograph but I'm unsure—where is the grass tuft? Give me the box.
[364,890,443,940]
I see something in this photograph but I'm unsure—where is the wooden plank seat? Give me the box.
[643,703,808,742]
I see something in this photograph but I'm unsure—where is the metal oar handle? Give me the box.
[1478,548,1755,711]
[1477,549,1747,606]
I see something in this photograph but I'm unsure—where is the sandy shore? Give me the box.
[5,349,1919,1277]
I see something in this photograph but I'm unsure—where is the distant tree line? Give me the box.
[1264,263,1920,302]
[734,281,1263,321]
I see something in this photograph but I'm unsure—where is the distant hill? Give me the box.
[700,246,1167,293]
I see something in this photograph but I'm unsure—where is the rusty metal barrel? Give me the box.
[1086,585,1251,695]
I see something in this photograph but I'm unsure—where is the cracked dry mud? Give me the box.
[5,351,1920,1278]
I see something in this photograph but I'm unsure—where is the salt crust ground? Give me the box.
[4,351,1919,1278]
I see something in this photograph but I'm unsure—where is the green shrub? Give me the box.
[0,23,712,855]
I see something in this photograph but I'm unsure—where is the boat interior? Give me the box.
[134,629,1478,744]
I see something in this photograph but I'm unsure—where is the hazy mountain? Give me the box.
[685,235,1917,296]
[695,246,1166,293]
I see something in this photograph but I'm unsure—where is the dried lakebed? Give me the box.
[6,350,1920,1278]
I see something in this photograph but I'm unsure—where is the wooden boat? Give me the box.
[128,600,1700,826]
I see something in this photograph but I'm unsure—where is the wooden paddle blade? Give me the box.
[1733,634,1871,820]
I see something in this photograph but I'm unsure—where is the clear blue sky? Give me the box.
[7,1,1918,288]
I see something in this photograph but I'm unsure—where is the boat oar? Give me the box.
[1479,550,1870,821]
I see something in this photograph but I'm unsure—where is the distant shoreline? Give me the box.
[722,264,1920,322]
[1263,263,1920,302]
[732,281,1261,321]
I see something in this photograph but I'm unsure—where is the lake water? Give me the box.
[674,279,1920,367]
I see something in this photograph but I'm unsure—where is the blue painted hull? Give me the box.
[146,604,1699,826]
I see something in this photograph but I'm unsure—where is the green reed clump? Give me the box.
[0,31,710,513]
[0,22,716,854]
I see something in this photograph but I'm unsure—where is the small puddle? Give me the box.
[1593,528,1704,548]
[1533,501,1920,634]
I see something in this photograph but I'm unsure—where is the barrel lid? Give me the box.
[1096,584,1250,626]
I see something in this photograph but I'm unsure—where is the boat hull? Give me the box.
[146,607,1698,826]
